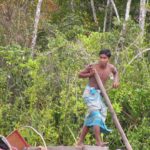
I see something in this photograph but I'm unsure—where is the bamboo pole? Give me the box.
[94,70,132,150]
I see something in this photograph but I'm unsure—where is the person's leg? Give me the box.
[93,125,108,146]
[93,125,101,145]
[76,126,89,146]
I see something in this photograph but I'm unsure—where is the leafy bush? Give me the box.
[0,21,149,150]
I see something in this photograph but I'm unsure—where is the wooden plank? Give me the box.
[28,146,109,150]
[84,145,109,150]
[28,146,79,150]
[47,146,77,150]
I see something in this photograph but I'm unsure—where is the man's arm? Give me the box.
[111,65,119,88]
[79,65,95,78]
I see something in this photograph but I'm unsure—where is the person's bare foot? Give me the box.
[96,142,109,147]
[74,141,84,149]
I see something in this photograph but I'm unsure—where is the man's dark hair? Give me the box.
[99,49,111,58]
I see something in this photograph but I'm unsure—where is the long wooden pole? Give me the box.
[94,71,132,150]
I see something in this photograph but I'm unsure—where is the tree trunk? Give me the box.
[70,0,75,12]
[110,0,120,22]
[125,0,132,21]
[90,0,98,25]
[122,0,132,32]
[115,0,132,63]
[103,0,110,32]
[31,0,43,57]
[108,3,113,31]
[139,0,147,36]
[94,71,133,150]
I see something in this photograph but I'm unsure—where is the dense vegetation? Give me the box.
[0,0,149,150]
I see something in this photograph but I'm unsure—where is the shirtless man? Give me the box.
[76,49,119,147]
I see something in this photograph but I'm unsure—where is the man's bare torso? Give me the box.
[88,63,115,89]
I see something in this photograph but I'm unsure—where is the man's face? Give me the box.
[99,54,109,65]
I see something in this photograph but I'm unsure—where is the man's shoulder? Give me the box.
[108,63,118,72]
[108,63,115,68]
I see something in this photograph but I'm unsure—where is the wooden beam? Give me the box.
[28,145,109,150]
